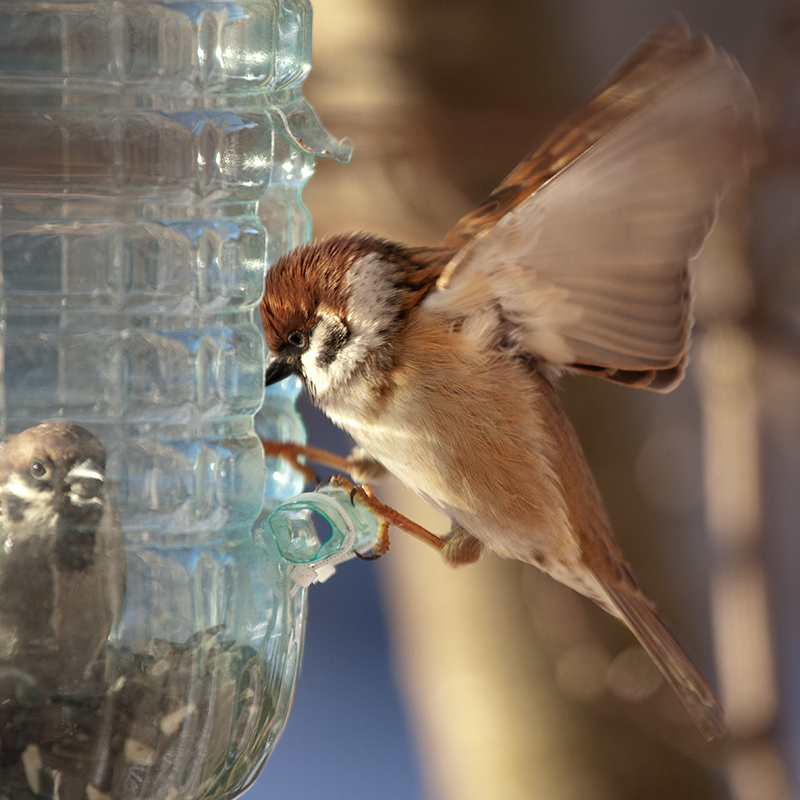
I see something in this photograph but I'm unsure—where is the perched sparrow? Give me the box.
[260,18,758,739]
[0,420,126,694]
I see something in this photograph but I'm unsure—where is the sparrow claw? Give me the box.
[355,549,384,561]
[355,515,391,560]
[328,475,443,555]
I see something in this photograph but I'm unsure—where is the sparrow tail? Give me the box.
[599,578,726,741]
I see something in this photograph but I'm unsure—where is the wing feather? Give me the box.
[435,16,759,392]
[443,14,715,249]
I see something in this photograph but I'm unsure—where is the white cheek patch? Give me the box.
[301,313,353,396]
[3,473,45,503]
[1,474,57,533]
[65,459,104,484]
[65,458,105,507]
[301,253,401,398]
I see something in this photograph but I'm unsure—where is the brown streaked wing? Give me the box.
[442,15,710,251]
[432,16,758,393]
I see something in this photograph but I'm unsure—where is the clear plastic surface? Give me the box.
[0,3,353,798]
[270,486,381,565]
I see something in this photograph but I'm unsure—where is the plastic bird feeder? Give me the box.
[0,2,361,797]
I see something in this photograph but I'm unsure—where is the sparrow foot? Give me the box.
[328,475,444,556]
[261,439,353,485]
[344,480,391,560]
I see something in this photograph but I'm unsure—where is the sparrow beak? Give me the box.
[265,355,296,386]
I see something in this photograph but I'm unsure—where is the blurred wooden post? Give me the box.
[304,1,798,797]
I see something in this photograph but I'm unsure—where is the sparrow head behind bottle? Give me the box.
[0,420,125,692]
[1,420,107,560]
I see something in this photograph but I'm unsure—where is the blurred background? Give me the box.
[252,0,800,798]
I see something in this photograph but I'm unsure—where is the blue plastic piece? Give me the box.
[267,485,382,593]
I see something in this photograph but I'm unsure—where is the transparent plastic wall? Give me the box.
[0,2,351,797]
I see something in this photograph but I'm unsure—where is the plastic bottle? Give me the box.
[0,2,352,797]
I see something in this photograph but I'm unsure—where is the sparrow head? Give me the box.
[0,422,123,693]
[260,234,451,404]
[1,421,107,567]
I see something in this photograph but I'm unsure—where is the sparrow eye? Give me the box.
[287,331,308,349]
[29,458,50,481]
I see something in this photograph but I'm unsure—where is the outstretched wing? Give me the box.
[436,16,759,391]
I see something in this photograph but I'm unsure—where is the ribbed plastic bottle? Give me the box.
[0,2,350,797]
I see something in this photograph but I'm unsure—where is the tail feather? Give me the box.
[599,577,726,741]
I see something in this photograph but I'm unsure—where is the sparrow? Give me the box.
[259,17,759,740]
[0,420,126,695]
